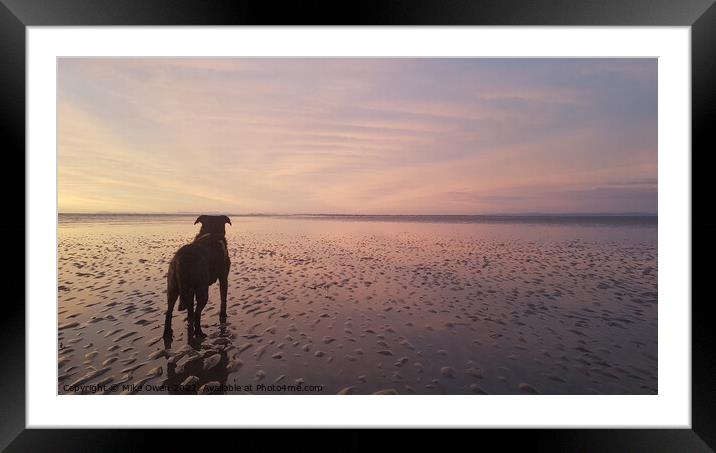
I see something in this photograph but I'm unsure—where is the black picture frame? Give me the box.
[4,0,714,450]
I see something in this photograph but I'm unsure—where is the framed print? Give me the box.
[6,0,715,450]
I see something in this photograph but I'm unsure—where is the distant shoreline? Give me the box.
[58,212,658,218]
[58,212,657,226]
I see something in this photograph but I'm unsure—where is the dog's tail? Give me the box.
[168,258,184,311]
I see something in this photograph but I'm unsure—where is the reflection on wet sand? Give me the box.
[164,347,230,395]
[58,215,658,395]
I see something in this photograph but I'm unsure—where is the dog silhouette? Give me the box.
[163,215,231,340]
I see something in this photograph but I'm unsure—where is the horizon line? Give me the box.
[58,212,659,217]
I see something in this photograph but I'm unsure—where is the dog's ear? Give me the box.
[223,215,232,226]
[194,215,208,225]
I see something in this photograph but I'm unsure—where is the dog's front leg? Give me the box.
[194,287,208,338]
[185,299,195,340]
[219,273,228,322]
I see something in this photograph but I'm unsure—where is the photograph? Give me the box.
[57,57,658,396]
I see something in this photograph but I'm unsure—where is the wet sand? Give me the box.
[58,215,657,395]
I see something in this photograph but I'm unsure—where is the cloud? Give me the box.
[58,58,657,214]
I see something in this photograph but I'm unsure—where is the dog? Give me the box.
[163,215,231,340]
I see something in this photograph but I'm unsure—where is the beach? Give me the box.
[58,214,657,395]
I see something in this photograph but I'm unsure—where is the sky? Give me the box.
[58,58,657,215]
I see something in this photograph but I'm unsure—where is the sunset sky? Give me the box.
[58,58,657,215]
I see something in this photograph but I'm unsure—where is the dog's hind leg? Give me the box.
[219,274,228,322]
[163,281,179,338]
[194,286,209,338]
[181,290,195,339]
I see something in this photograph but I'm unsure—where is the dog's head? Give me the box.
[194,215,232,238]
